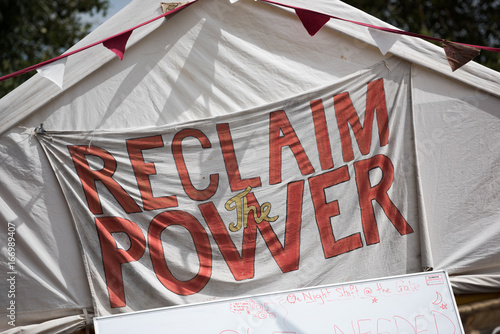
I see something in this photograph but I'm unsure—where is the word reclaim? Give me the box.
[67,78,414,308]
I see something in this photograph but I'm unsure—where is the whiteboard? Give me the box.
[94,270,464,334]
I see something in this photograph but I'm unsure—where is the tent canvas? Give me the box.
[1,0,499,332]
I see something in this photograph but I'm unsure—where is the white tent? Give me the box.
[1,0,499,332]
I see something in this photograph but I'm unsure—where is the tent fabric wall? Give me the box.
[1,0,499,332]
[412,65,500,292]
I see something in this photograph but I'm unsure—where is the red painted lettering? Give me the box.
[269,110,315,184]
[199,201,257,281]
[309,166,363,258]
[216,123,262,192]
[68,145,141,214]
[126,135,178,210]
[148,210,212,295]
[354,154,414,245]
[95,216,146,308]
[310,99,334,171]
[334,78,389,162]
[172,128,219,201]
[252,181,304,273]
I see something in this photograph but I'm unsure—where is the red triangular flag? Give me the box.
[103,30,133,61]
[442,40,481,72]
[295,8,330,36]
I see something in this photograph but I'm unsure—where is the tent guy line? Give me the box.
[1,0,500,85]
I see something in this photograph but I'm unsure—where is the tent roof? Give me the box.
[1,0,499,135]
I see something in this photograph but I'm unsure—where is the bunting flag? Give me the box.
[103,31,133,61]
[161,2,190,13]
[294,8,330,36]
[0,1,197,83]
[36,58,68,89]
[369,28,401,55]
[0,0,499,83]
[442,41,481,72]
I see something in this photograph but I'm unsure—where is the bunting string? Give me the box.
[0,1,197,83]
[1,0,499,85]
[261,0,500,53]
[260,0,496,71]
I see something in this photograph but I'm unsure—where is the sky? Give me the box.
[106,0,134,20]
[86,0,133,29]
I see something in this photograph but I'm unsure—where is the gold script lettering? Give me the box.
[225,186,278,232]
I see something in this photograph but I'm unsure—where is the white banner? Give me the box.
[37,58,422,316]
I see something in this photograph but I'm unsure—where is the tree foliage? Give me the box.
[346,0,500,71]
[0,0,108,97]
